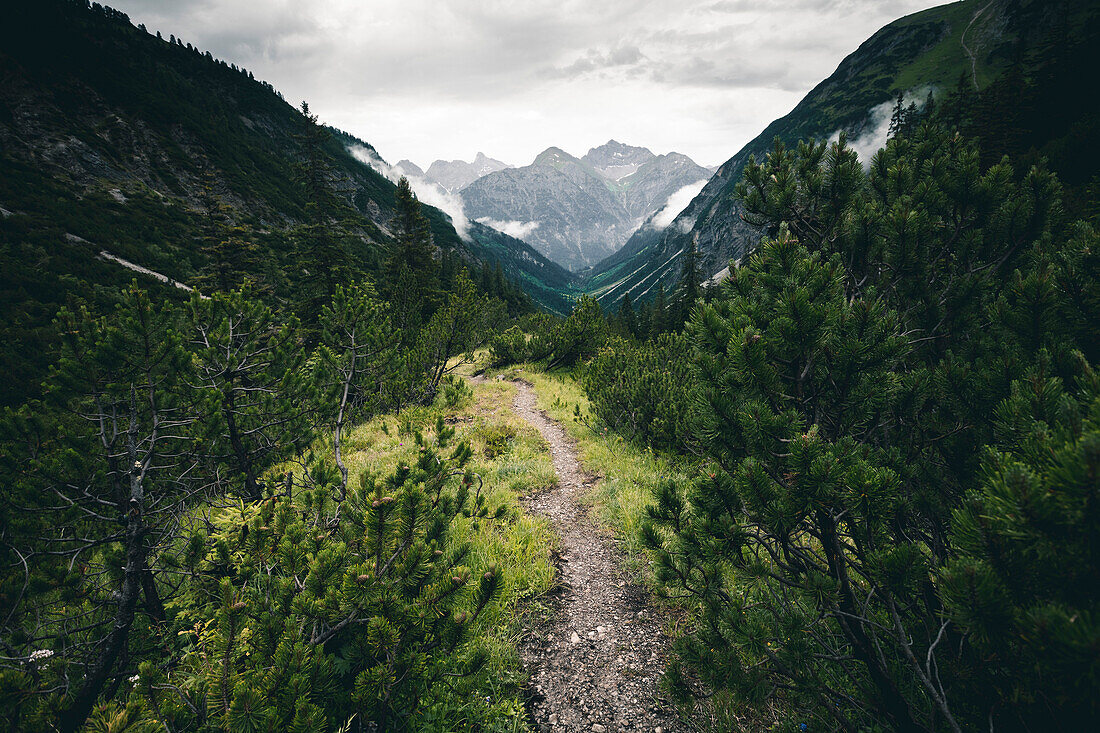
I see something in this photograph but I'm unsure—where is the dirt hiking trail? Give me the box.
[508,378,679,733]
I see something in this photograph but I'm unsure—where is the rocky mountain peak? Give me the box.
[583,140,657,180]
[533,146,573,165]
[462,141,712,271]
[424,152,510,192]
[583,140,655,167]
[395,159,425,178]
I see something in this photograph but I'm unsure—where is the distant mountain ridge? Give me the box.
[583,139,656,180]
[461,140,711,271]
[395,159,425,178]
[584,0,1100,307]
[395,152,512,193]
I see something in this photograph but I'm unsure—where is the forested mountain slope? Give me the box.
[585,0,1100,307]
[0,0,575,406]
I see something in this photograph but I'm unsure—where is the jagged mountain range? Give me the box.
[427,152,511,192]
[584,0,1100,308]
[5,0,1095,394]
[395,153,513,193]
[461,140,712,271]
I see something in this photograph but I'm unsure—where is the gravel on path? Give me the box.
[509,378,678,733]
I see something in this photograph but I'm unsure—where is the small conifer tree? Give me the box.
[188,285,317,501]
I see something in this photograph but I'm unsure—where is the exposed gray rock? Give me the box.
[582,139,655,180]
[424,151,511,192]
[394,159,425,178]
[462,142,710,271]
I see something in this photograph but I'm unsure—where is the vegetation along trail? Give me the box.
[507,377,678,732]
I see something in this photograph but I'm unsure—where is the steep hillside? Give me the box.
[617,153,711,219]
[0,0,575,406]
[462,141,710,271]
[463,220,577,314]
[585,0,1100,307]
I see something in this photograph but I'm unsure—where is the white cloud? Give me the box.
[651,179,709,230]
[474,217,541,240]
[110,0,947,167]
[348,144,472,241]
[829,85,934,165]
[837,99,895,165]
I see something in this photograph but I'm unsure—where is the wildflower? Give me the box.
[129,674,140,684]
[29,649,53,662]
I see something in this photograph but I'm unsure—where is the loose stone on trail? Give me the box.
[503,378,679,732]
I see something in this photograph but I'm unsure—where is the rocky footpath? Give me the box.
[511,380,678,732]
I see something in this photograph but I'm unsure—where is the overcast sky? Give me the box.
[107,0,946,168]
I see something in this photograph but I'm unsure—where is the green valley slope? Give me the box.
[585,0,1100,307]
[0,0,576,405]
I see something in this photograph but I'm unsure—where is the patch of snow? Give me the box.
[631,248,685,300]
[597,164,641,180]
[599,247,686,305]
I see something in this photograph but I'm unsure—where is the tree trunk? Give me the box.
[224,388,261,501]
[58,516,145,733]
[141,561,166,624]
[817,509,926,733]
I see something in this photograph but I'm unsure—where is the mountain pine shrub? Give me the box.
[0,276,519,730]
[491,296,609,370]
[189,285,318,501]
[110,423,504,731]
[583,332,698,452]
[645,120,1100,731]
[940,358,1100,729]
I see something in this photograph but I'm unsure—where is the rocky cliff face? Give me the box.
[461,141,710,271]
[617,152,713,219]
